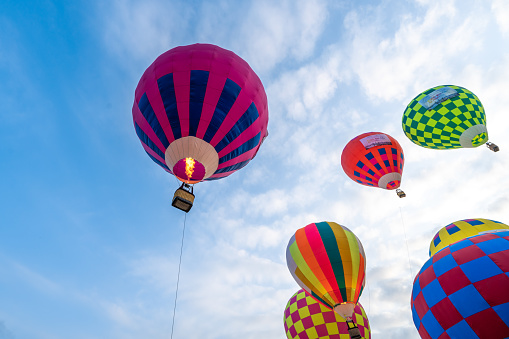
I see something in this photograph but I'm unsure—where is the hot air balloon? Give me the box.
[402,85,499,152]
[284,289,371,339]
[286,221,366,339]
[132,43,269,211]
[429,218,509,256]
[341,132,406,198]
[411,230,509,339]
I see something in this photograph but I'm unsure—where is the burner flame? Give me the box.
[184,157,195,182]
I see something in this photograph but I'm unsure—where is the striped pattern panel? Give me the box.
[132,43,269,180]
[412,231,509,339]
[286,222,366,309]
[341,132,404,189]
[284,289,370,339]
[429,218,509,256]
[402,85,487,150]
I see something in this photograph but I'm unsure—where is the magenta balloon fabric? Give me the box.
[132,43,269,181]
[173,159,206,182]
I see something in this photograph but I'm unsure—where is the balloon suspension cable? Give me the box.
[486,141,499,152]
[346,318,362,339]
[399,206,414,280]
[170,213,187,339]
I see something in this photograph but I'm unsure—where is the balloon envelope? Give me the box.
[341,132,404,190]
[402,85,488,150]
[411,230,509,339]
[286,221,366,315]
[132,43,269,183]
[430,218,509,256]
[284,289,371,339]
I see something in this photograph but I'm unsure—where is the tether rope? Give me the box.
[399,206,414,280]
[170,212,187,339]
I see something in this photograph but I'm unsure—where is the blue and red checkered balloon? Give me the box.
[411,230,509,338]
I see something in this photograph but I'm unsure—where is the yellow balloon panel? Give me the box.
[429,218,509,256]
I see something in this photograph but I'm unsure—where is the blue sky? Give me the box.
[1,0,509,338]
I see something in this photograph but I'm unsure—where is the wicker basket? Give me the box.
[172,185,195,212]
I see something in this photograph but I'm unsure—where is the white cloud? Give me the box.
[268,51,343,121]
[101,301,137,327]
[129,254,176,295]
[99,0,191,63]
[125,241,296,338]
[492,0,509,35]
[99,0,329,75]
[226,0,330,73]
[343,1,490,102]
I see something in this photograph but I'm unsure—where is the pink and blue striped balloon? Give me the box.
[132,43,269,183]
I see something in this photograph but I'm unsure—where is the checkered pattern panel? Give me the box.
[429,219,509,256]
[402,85,487,150]
[284,289,371,339]
[412,231,509,339]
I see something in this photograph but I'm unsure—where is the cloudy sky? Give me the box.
[2,0,509,338]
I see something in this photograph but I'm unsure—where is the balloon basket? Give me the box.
[172,183,195,213]
[396,188,406,198]
[486,142,499,152]
[346,319,362,339]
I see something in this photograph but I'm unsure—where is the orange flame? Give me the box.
[185,157,195,181]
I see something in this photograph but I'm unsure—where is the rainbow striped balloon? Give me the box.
[286,222,366,314]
